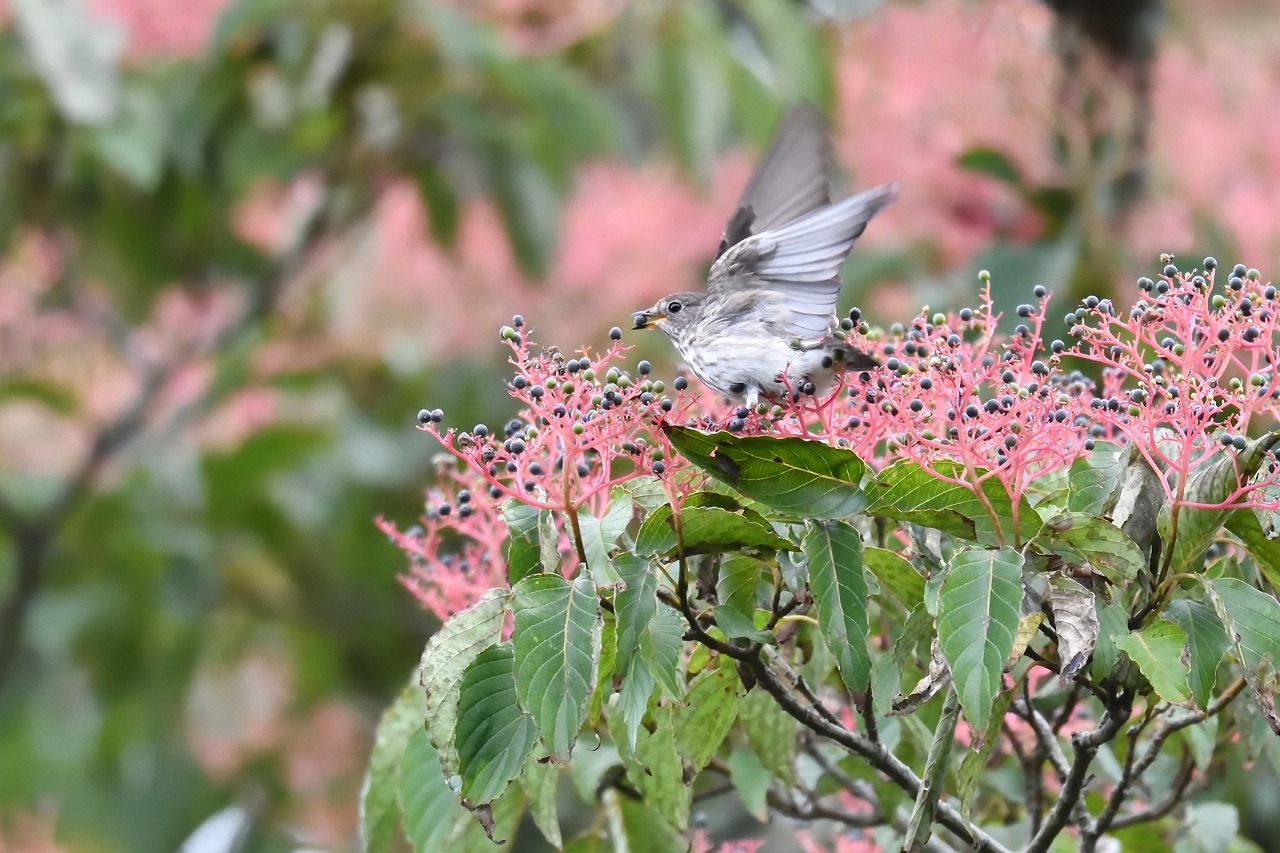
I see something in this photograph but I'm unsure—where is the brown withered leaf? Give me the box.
[1047,573,1100,685]
[892,638,950,715]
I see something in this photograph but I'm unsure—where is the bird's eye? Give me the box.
[668,301,683,315]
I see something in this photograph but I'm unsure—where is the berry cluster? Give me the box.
[388,261,1280,619]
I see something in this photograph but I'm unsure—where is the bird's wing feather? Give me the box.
[709,183,898,341]
[716,103,830,259]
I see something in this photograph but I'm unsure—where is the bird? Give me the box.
[632,104,897,409]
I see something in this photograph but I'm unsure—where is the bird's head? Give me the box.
[632,292,706,343]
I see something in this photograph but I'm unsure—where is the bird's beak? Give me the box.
[633,311,663,330]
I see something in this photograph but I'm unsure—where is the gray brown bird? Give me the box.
[633,104,896,409]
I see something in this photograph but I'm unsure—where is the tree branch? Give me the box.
[1026,690,1133,853]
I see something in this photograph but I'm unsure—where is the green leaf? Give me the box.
[519,756,562,849]
[970,237,1079,320]
[399,728,468,853]
[620,475,669,513]
[654,3,728,184]
[92,86,170,191]
[1114,620,1192,705]
[674,666,742,771]
[956,146,1023,186]
[419,589,511,776]
[490,150,559,277]
[1225,508,1280,593]
[415,163,460,246]
[1091,600,1129,681]
[1164,599,1229,710]
[361,680,427,852]
[616,705,690,831]
[713,606,772,642]
[636,503,791,557]
[803,520,872,692]
[502,501,557,584]
[0,377,78,413]
[1159,432,1280,575]
[12,0,120,123]
[512,575,602,760]
[618,656,656,753]
[456,644,539,806]
[738,686,798,784]
[735,0,832,106]
[641,608,686,701]
[1067,441,1125,514]
[1208,578,1280,673]
[1037,513,1145,584]
[936,547,1024,730]
[614,555,657,676]
[903,686,960,850]
[718,555,763,621]
[710,546,770,642]
[577,492,633,584]
[728,746,770,820]
[634,506,677,557]
[616,795,688,852]
[444,779,527,847]
[865,459,1039,545]
[957,680,1017,821]
[664,427,866,519]
[588,612,616,728]
[1177,801,1239,853]
[864,546,926,611]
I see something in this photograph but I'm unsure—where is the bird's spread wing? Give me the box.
[709,183,898,341]
[716,103,830,260]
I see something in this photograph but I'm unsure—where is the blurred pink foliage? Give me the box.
[834,0,1054,267]
[321,162,746,369]
[691,830,768,853]
[84,0,229,59]
[184,645,295,780]
[282,701,367,845]
[1131,25,1280,268]
[0,807,63,853]
[183,642,366,846]
[0,230,271,479]
[798,830,881,853]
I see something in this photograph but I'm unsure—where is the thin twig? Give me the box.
[1087,677,1246,843]
[1012,699,1071,782]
